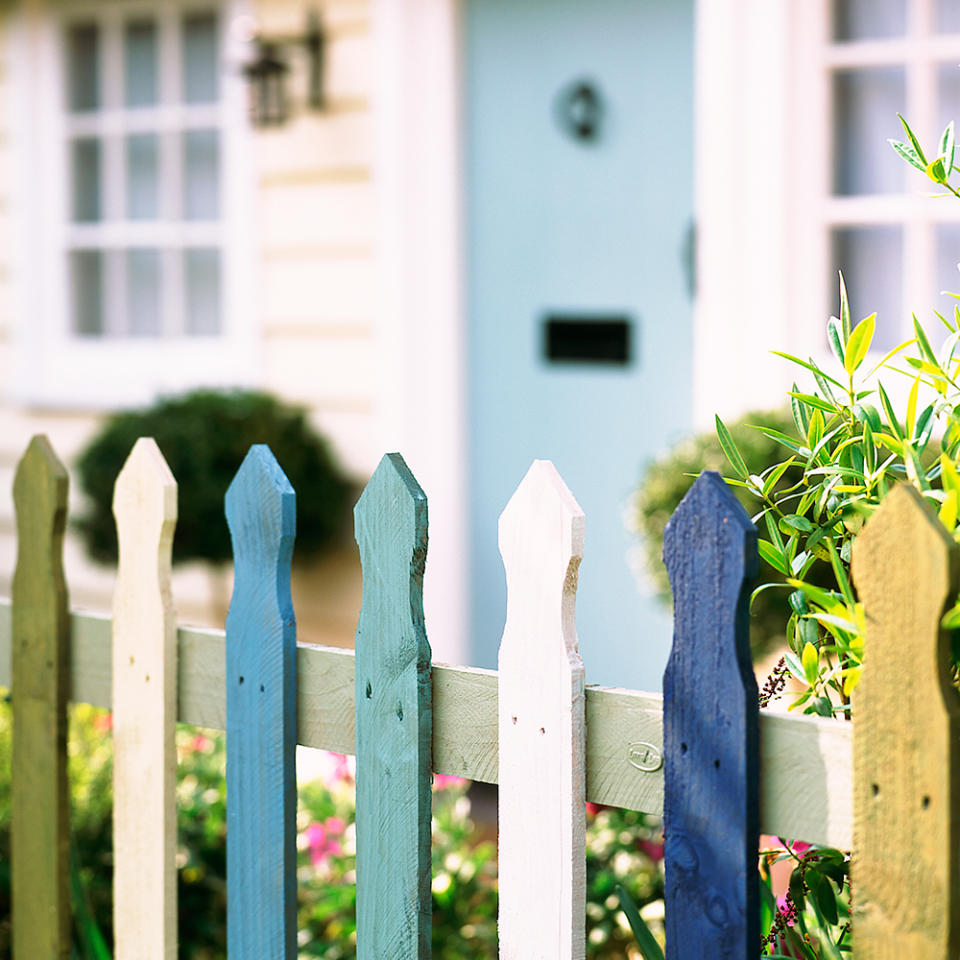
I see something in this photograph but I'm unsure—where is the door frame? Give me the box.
[371,0,469,665]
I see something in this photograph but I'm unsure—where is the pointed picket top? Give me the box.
[225,445,298,960]
[112,438,178,960]
[661,471,759,960]
[11,434,70,960]
[354,453,432,960]
[497,460,587,958]
[851,483,960,958]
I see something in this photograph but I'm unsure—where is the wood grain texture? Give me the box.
[850,483,960,959]
[11,435,70,960]
[354,453,432,959]
[112,438,178,960]
[662,471,759,960]
[497,460,586,960]
[0,604,854,844]
[224,445,298,960]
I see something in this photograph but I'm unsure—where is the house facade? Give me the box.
[0,0,958,692]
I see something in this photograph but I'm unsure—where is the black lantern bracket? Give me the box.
[242,8,325,127]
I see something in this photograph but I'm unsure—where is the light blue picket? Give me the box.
[225,445,298,960]
[354,453,432,959]
[662,471,759,960]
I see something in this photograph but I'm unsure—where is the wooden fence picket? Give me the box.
[11,435,71,960]
[354,453,432,959]
[225,445,298,960]
[112,438,178,960]
[662,471,759,960]
[851,484,960,959]
[497,460,586,960]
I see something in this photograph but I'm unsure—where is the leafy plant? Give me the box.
[74,389,351,567]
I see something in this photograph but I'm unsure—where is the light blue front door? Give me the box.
[465,0,694,691]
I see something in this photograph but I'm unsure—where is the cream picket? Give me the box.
[497,461,587,959]
[111,438,178,960]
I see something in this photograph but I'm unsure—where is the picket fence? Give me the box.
[0,433,955,959]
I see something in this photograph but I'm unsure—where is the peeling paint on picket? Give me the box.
[225,446,298,960]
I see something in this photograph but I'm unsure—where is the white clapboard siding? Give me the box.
[261,181,375,250]
[256,112,372,179]
[498,461,587,960]
[262,255,376,327]
[112,439,178,960]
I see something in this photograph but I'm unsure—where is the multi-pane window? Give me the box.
[63,5,224,338]
[826,0,960,350]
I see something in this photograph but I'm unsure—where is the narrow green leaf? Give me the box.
[838,272,851,341]
[863,336,918,380]
[914,313,938,365]
[802,641,819,685]
[898,113,927,166]
[906,376,920,439]
[878,382,903,439]
[941,120,957,178]
[770,351,846,390]
[827,315,845,365]
[790,382,810,434]
[715,414,750,479]
[926,157,948,184]
[762,457,796,497]
[852,402,882,431]
[756,426,806,455]
[616,885,665,960]
[844,313,876,375]
[758,539,790,576]
[788,391,836,414]
[826,537,855,608]
[781,514,815,533]
[807,408,824,453]
[889,138,927,172]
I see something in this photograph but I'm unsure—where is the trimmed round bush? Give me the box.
[75,389,351,565]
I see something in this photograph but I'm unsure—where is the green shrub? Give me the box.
[630,408,834,658]
[75,390,351,566]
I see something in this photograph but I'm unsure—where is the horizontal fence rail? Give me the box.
[0,598,853,848]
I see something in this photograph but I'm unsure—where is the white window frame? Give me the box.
[695,0,960,426]
[7,0,258,409]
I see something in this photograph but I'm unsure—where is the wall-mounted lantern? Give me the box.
[242,9,325,127]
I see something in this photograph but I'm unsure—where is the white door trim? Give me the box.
[371,0,468,666]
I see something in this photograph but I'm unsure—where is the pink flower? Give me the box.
[190,734,211,754]
[586,802,603,818]
[93,712,112,732]
[304,820,343,868]
[433,774,466,790]
[638,839,665,863]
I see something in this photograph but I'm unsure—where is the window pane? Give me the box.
[833,0,906,41]
[936,0,960,34]
[833,68,906,195]
[66,23,99,112]
[183,12,219,104]
[185,248,221,335]
[72,138,102,222]
[183,129,220,219]
[127,249,162,336]
[124,20,158,107]
[71,250,104,335]
[830,227,903,351]
[937,224,960,303]
[126,134,159,220]
[938,64,960,139]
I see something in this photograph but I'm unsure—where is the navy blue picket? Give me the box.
[662,471,759,960]
[354,453,433,959]
[225,445,298,960]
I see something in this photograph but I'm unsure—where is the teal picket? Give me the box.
[354,453,432,959]
[662,471,759,960]
[225,445,298,960]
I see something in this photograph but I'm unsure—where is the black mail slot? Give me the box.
[543,315,633,365]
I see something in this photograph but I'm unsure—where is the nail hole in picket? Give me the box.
[259,684,265,693]
[396,702,404,721]
[512,716,517,725]
[144,674,150,683]
[365,681,372,699]
[681,742,688,755]
[129,655,135,666]
[539,727,545,735]
[713,759,720,770]
[239,675,245,685]
[923,795,931,809]
[872,783,880,797]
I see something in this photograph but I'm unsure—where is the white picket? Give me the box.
[497,460,587,960]
[112,438,178,960]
